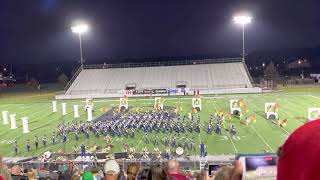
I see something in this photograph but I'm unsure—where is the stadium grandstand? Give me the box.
[57,58,261,99]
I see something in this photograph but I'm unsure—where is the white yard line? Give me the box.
[36,146,53,157]
[0,104,11,109]
[250,125,274,152]
[168,133,173,142]
[1,103,43,115]
[280,126,290,135]
[197,133,202,162]
[227,134,239,153]
[309,95,320,100]
[134,139,143,150]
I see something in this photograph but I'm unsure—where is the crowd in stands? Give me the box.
[0,156,239,180]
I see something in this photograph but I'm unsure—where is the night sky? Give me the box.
[1,0,320,64]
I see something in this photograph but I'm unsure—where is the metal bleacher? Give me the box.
[58,58,261,99]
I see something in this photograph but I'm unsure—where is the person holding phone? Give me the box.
[208,161,243,180]
[213,119,320,180]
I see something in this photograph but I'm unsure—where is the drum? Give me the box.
[176,147,184,155]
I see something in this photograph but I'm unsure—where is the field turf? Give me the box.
[0,85,320,157]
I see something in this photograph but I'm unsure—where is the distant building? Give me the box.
[287,59,311,69]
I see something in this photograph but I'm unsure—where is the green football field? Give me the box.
[0,85,320,157]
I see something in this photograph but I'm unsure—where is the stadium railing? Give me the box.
[83,58,243,70]
[64,65,82,92]
[242,59,254,86]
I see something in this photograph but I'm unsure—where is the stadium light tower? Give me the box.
[233,15,253,62]
[71,23,89,70]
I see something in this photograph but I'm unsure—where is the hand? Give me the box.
[277,145,283,158]
[230,160,243,180]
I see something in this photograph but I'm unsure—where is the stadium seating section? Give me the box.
[61,61,258,99]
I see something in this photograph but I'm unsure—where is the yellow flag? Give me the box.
[243,105,249,113]
[251,114,256,123]
[239,98,244,107]
[274,103,280,112]
[227,111,232,120]
[192,107,197,113]
[188,112,191,119]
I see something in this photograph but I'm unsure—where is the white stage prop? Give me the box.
[308,108,320,121]
[62,103,67,115]
[10,114,17,129]
[2,111,9,125]
[73,105,80,118]
[84,98,94,111]
[119,98,128,110]
[52,101,57,112]
[192,98,202,111]
[265,103,278,120]
[230,100,241,115]
[154,97,164,110]
[87,107,93,121]
[22,117,30,133]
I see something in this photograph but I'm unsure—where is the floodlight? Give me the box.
[71,24,89,34]
[233,14,253,62]
[71,22,89,69]
[233,15,252,25]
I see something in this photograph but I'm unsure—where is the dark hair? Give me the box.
[138,168,149,180]
[91,166,99,174]
[127,163,140,180]
[148,164,167,180]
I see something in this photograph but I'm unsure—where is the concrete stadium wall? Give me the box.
[55,87,262,100]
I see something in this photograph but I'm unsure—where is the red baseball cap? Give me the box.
[277,119,320,180]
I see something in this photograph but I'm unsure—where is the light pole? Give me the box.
[71,23,89,70]
[233,15,252,62]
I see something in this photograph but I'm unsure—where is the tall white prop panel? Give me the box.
[230,100,241,115]
[265,103,278,120]
[192,98,202,111]
[22,117,30,133]
[154,97,164,110]
[52,101,57,112]
[2,111,8,125]
[62,103,67,115]
[119,98,128,110]
[84,98,94,111]
[74,105,80,118]
[308,108,320,121]
[87,107,93,121]
[10,114,17,129]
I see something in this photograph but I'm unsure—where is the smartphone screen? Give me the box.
[208,164,221,176]
[244,156,277,178]
[245,156,277,171]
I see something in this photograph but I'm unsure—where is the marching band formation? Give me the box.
[14,107,237,157]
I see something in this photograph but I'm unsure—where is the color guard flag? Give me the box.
[275,103,280,112]
[251,114,257,123]
[227,111,232,120]
[239,98,244,107]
